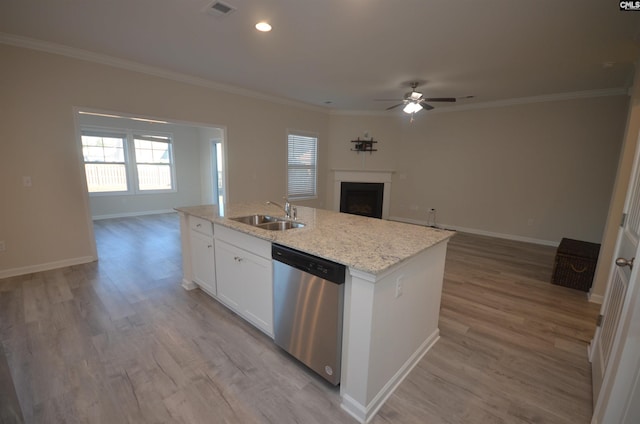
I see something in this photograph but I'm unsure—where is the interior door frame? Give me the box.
[591,131,640,423]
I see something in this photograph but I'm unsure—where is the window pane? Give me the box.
[82,134,125,163]
[137,164,172,190]
[103,145,124,162]
[152,142,170,163]
[82,136,103,147]
[102,137,123,148]
[134,139,170,164]
[135,139,152,149]
[84,146,105,162]
[135,148,154,163]
[85,163,128,192]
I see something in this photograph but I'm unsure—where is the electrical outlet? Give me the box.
[426,208,437,228]
[0,240,5,252]
[395,276,404,298]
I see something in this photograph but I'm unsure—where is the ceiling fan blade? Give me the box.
[421,103,435,111]
[423,97,457,102]
[385,103,405,110]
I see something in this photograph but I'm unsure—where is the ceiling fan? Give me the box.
[379,82,473,115]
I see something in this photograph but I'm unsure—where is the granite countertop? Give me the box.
[175,203,454,275]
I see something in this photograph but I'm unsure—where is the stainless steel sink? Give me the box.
[259,221,305,231]
[230,214,281,225]
[230,215,305,231]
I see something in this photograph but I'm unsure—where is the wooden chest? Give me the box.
[551,238,601,292]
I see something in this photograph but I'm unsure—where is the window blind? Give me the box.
[287,132,317,200]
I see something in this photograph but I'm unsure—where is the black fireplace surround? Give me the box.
[340,182,384,219]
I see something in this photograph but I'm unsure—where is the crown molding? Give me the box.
[0,32,328,114]
[332,87,629,116]
[1,33,629,118]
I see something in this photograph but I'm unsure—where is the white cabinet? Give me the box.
[214,224,273,337]
[189,216,216,295]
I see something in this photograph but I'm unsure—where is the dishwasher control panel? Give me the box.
[272,244,345,284]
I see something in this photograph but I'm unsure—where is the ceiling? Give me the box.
[1,0,640,112]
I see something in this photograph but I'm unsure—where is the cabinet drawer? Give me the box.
[214,224,271,259]
[190,216,213,237]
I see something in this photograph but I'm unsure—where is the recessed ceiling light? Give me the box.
[255,22,272,32]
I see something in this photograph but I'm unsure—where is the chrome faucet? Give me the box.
[267,199,291,218]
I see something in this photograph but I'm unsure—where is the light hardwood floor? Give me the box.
[0,214,600,423]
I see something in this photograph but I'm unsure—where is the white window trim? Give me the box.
[81,125,177,196]
[287,129,318,201]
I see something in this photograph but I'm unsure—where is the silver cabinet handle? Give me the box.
[615,257,634,269]
[207,245,212,248]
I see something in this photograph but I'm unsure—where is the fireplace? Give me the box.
[333,169,393,219]
[340,182,384,219]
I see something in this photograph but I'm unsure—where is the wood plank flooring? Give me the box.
[0,214,600,423]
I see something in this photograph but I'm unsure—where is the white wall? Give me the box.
[0,44,329,276]
[328,95,628,245]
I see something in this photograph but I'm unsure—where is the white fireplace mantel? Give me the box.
[333,169,394,219]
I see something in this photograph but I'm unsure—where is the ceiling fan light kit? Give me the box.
[379,81,472,120]
[408,91,423,101]
[403,102,423,114]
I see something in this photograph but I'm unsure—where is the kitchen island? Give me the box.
[176,203,453,423]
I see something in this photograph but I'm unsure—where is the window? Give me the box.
[82,132,128,193]
[81,129,175,194]
[133,135,173,191]
[287,131,317,200]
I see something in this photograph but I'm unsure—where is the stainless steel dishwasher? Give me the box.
[272,244,346,385]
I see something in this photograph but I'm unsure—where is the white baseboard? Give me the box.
[388,216,559,247]
[92,209,176,220]
[340,394,367,423]
[340,329,440,423]
[588,291,604,304]
[0,255,97,279]
[182,279,198,290]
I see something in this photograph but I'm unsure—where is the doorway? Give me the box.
[74,108,228,258]
[211,139,225,206]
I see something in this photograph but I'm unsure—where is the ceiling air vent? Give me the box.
[205,1,236,16]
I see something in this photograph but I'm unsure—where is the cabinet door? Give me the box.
[241,253,273,337]
[214,240,244,312]
[214,239,273,337]
[191,231,216,295]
